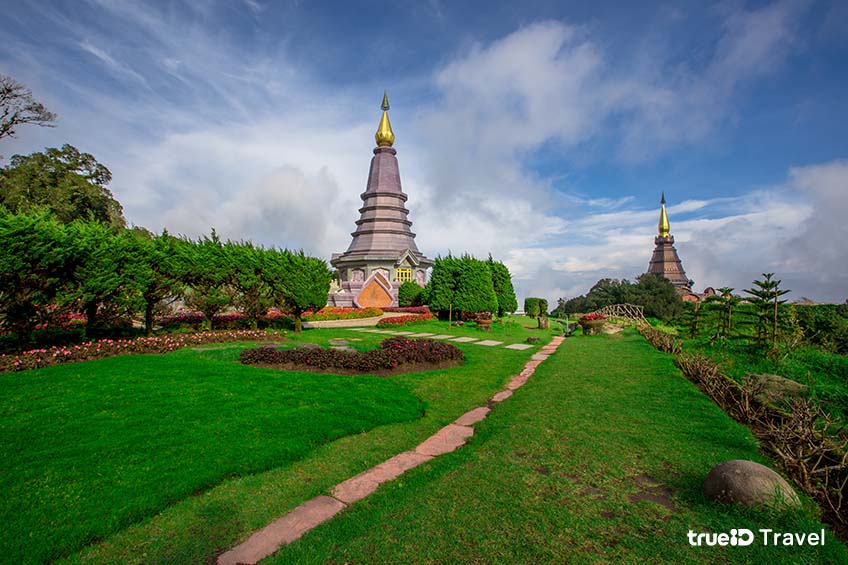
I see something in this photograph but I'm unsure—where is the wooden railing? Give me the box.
[594,303,649,327]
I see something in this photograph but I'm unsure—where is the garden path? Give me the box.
[348,328,536,350]
[217,336,565,565]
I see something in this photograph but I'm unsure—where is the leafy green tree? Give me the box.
[524,298,541,318]
[744,273,790,350]
[487,256,517,317]
[1,74,56,141]
[524,297,549,328]
[0,208,75,340]
[225,240,271,330]
[704,287,740,343]
[64,221,140,334]
[631,273,683,321]
[130,230,187,336]
[264,250,332,333]
[453,256,498,315]
[398,280,423,307]
[0,144,124,228]
[425,255,461,316]
[181,232,234,330]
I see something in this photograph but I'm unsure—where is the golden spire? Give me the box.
[658,192,670,237]
[375,90,395,147]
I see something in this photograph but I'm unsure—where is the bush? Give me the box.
[0,329,282,372]
[240,336,463,373]
[377,313,433,326]
[302,307,383,321]
[383,306,431,314]
[398,281,424,307]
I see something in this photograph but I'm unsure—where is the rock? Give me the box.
[745,373,808,407]
[703,460,800,509]
[526,336,540,344]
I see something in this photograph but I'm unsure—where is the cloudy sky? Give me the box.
[2,0,847,303]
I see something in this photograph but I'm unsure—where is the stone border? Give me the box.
[217,336,565,565]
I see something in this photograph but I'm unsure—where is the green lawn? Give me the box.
[0,344,426,563]
[0,319,552,563]
[268,331,846,564]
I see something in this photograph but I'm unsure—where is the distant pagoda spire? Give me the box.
[658,191,670,237]
[375,90,395,147]
[647,193,690,288]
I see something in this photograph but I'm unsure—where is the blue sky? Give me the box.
[2,0,847,302]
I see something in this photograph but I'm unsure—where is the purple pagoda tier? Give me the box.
[328,92,432,308]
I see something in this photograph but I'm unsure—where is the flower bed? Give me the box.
[0,330,282,373]
[377,313,433,326]
[382,306,431,314]
[302,307,383,321]
[240,336,463,374]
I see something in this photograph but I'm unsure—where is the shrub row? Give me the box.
[382,306,431,314]
[303,307,383,321]
[377,313,433,326]
[240,336,463,373]
[0,330,281,373]
[156,307,384,330]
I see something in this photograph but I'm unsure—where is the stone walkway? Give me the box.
[217,336,565,565]
[348,328,536,350]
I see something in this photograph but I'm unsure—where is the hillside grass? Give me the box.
[269,330,846,564]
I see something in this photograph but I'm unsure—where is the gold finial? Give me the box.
[375,90,395,147]
[658,192,670,237]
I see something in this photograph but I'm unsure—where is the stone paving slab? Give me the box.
[473,340,504,346]
[217,496,345,565]
[507,374,530,390]
[504,343,534,350]
[531,353,550,361]
[429,334,455,339]
[454,407,491,426]
[491,389,513,402]
[407,332,436,337]
[415,424,474,456]
[332,451,432,504]
[449,337,479,343]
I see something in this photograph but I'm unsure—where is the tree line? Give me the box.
[551,273,684,321]
[0,208,332,342]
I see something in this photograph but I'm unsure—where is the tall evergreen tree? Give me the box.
[487,255,517,317]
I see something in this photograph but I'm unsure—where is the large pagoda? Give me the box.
[328,92,432,308]
[647,193,694,296]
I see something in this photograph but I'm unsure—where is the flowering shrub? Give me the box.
[302,307,383,321]
[382,306,431,314]
[580,313,606,322]
[0,330,282,373]
[240,336,463,373]
[377,314,433,327]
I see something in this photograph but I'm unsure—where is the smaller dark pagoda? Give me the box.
[647,193,693,294]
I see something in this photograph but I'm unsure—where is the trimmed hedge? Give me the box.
[377,313,433,326]
[240,336,463,373]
